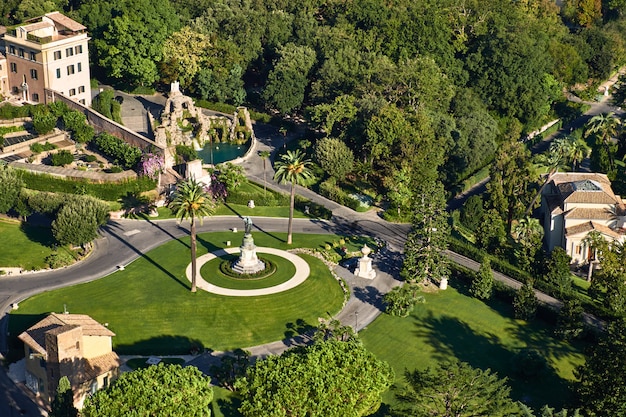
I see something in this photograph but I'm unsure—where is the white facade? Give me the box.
[2,12,91,106]
[541,172,626,264]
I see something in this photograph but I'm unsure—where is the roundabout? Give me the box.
[186,247,311,296]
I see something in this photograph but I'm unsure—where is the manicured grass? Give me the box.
[201,253,295,290]
[9,232,347,356]
[360,280,586,411]
[0,219,57,270]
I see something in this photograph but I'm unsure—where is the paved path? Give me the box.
[187,247,311,296]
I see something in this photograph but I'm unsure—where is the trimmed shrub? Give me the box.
[20,170,156,201]
[50,150,74,166]
[32,112,58,135]
[93,133,142,169]
[45,250,75,269]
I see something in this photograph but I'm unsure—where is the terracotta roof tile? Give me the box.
[18,313,114,356]
[44,12,86,32]
[564,207,616,220]
[565,221,623,239]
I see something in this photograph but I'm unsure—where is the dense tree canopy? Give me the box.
[394,361,523,417]
[82,364,213,417]
[235,339,393,417]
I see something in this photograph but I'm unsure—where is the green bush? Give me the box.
[175,144,198,163]
[108,166,124,173]
[50,150,74,166]
[93,133,142,169]
[20,170,156,201]
[84,155,97,162]
[45,250,75,269]
[0,104,32,119]
[32,112,58,135]
[30,142,57,154]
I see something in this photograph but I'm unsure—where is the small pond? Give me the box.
[196,141,249,165]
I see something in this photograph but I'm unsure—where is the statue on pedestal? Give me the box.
[232,217,265,274]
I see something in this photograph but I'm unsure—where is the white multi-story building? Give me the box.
[541,172,626,263]
[2,12,91,105]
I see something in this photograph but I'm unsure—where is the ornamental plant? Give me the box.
[139,153,165,179]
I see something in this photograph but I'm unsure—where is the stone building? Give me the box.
[1,12,91,105]
[541,172,626,263]
[18,313,121,408]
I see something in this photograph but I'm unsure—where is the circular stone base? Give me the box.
[186,247,310,296]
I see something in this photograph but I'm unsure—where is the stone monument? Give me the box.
[354,244,376,279]
[232,217,265,274]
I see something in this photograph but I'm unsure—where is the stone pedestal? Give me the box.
[232,234,265,274]
[354,244,376,279]
[439,277,448,290]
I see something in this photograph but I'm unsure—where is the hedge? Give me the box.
[448,235,611,320]
[20,170,156,201]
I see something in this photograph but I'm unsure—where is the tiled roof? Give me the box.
[565,221,623,239]
[44,12,86,32]
[564,207,617,220]
[551,173,619,205]
[18,313,115,356]
[83,352,122,382]
[21,21,53,32]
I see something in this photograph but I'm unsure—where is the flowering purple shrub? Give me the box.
[139,153,165,179]
[205,174,228,202]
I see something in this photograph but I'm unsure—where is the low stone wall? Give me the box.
[45,89,171,167]
[3,131,66,154]
[9,161,137,182]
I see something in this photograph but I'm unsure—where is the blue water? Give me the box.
[196,142,249,165]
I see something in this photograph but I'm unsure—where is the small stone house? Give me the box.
[541,172,626,264]
[18,313,121,408]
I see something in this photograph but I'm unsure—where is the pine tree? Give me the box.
[50,376,78,417]
[470,258,494,300]
[513,281,538,320]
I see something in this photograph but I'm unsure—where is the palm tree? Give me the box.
[582,230,606,282]
[565,138,589,171]
[258,150,271,197]
[274,149,313,244]
[585,112,622,170]
[169,177,215,292]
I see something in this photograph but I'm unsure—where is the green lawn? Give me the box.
[201,253,296,290]
[360,280,586,411]
[0,219,57,270]
[9,232,351,356]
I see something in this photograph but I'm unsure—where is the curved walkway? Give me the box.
[186,247,310,296]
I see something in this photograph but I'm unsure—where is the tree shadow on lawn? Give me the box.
[6,313,48,362]
[101,223,189,290]
[19,222,56,247]
[115,335,206,356]
[214,396,243,417]
[412,311,579,408]
[284,318,316,341]
[353,286,384,309]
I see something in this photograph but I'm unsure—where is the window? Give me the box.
[9,45,15,54]
[69,88,76,96]
[79,99,86,104]
[54,51,61,60]
[30,69,37,80]
[18,48,24,58]
[77,62,82,72]
[67,65,75,75]
[90,380,98,394]
[66,47,74,57]
[10,63,17,73]
[576,245,582,255]
[78,86,85,93]
[12,87,18,94]
[29,51,36,61]
[75,45,83,54]
[103,376,109,388]
[32,93,39,102]
[56,68,61,78]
